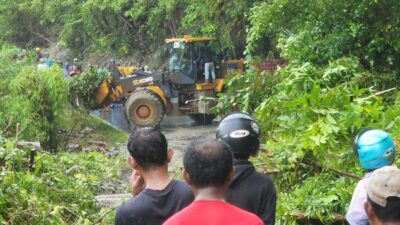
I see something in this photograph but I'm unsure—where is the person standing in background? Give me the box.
[346,129,397,225]
[115,128,193,225]
[216,112,277,225]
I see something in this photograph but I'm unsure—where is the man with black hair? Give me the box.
[364,166,400,225]
[163,138,263,225]
[216,112,276,225]
[115,128,193,225]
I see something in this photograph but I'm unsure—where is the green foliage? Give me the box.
[0,45,68,151]
[277,175,353,224]
[214,65,280,115]
[0,1,45,46]
[218,57,400,223]
[61,109,128,145]
[0,136,123,225]
[68,67,109,110]
[0,45,35,98]
[53,0,187,57]
[259,60,400,223]
[246,0,400,71]
[8,65,68,151]
[180,0,262,57]
[0,0,266,60]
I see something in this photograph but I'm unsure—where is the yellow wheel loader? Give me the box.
[95,36,244,128]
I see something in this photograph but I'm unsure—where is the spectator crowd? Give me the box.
[35,47,81,78]
[115,112,400,225]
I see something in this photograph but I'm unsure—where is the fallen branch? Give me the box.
[64,118,79,149]
[15,123,20,148]
[16,141,41,171]
[292,211,345,221]
[1,116,13,135]
[90,204,119,225]
[65,165,79,176]
[303,158,361,180]
[30,31,54,44]
[356,87,396,101]
[88,141,107,147]
[16,141,42,151]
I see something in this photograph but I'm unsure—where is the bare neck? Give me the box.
[141,166,171,190]
[193,186,227,201]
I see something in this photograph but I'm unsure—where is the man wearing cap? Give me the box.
[364,166,400,225]
[35,47,43,62]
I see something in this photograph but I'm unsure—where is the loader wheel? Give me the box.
[125,91,164,128]
[189,113,216,125]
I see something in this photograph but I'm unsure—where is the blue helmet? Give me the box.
[354,129,396,170]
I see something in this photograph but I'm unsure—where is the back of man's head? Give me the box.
[365,166,400,224]
[183,138,233,189]
[127,127,168,170]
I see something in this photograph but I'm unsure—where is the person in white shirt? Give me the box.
[37,58,49,70]
[346,129,396,225]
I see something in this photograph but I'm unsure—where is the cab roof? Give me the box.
[165,35,215,43]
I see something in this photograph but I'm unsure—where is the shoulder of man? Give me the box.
[115,200,135,225]
[115,193,150,218]
[244,170,276,189]
[170,179,194,199]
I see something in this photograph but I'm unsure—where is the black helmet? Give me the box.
[216,112,260,156]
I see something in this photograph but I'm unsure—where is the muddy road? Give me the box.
[92,104,218,195]
[163,124,218,173]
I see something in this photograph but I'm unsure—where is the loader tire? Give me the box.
[125,91,164,128]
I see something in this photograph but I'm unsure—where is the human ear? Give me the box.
[227,166,235,182]
[167,147,174,163]
[128,155,139,170]
[182,170,192,185]
[364,202,376,222]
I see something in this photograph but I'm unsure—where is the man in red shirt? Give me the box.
[163,138,264,225]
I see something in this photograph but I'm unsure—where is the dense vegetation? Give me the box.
[0,0,267,59]
[0,136,123,224]
[0,47,126,224]
[216,0,400,223]
[0,0,400,224]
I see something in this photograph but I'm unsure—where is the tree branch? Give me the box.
[292,211,345,221]
[90,204,119,225]
[356,87,396,101]
[1,116,13,135]
[30,31,54,44]
[303,158,361,180]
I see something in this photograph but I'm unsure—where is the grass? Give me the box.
[60,108,128,147]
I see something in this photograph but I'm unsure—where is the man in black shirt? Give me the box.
[216,112,277,225]
[115,128,193,225]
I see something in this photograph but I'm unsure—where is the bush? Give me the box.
[0,136,123,225]
[68,67,109,110]
[217,57,400,223]
[7,65,68,151]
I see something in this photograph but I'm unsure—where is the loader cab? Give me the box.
[165,36,214,85]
